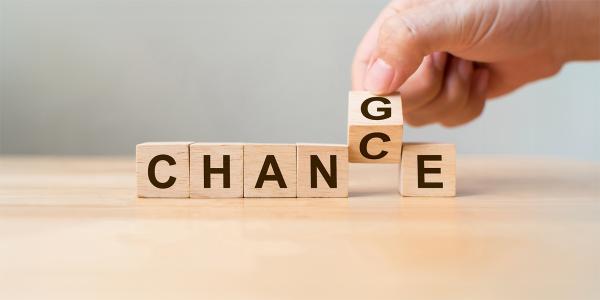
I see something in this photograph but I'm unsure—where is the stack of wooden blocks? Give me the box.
[136,91,456,198]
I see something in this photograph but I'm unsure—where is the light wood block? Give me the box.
[244,144,296,198]
[296,144,348,198]
[136,142,192,198]
[399,143,456,197]
[190,143,243,198]
[348,91,403,163]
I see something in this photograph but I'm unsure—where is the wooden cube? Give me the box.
[296,144,348,198]
[399,143,456,197]
[244,144,296,198]
[136,142,192,198]
[190,143,243,198]
[347,91,403,163]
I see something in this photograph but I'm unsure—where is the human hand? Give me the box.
[352,0,600,127]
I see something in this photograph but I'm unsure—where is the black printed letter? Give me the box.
[255,155,287,188]
[203,155,231,188]
[310,155,337,188]
[359,132,391,159]
[148,154,176,189]
[417,155,443,188]
[361,97,392,120]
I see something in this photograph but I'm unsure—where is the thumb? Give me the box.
[365,3,466,95]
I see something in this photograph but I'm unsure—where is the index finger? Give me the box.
[351,0,429,90]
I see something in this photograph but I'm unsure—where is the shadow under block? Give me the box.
[296,144,348,198]
[136,142,192,198]
[243,144,297,198]
[190,143,243,198]
[399,143,456,197]
[348,91,403,163]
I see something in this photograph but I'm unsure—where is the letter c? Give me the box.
[359,132,390,159]
[148,154,177,189]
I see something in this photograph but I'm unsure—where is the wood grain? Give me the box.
[1,156,599,300]
[243,144,297,197]
[347,91,403,126]
[348,125,403,163]
[190,143,244,198]
[400,143,456,197]
[296,144,348,198]
[347,91,403,163]
[136,142,192,198]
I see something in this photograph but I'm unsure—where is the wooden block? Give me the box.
[244,144,296,198]
[347,91,403,163]
[399,143,456,197]
[190,143,243,198]
[136,142,192,198]
[296,144,348,198]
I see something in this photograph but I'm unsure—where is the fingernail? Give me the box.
[365,58,395,94]
[432,52,447,71]
[458,59,473,81]
[476,69,489,94]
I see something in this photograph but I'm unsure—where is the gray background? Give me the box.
[1,0,599,160]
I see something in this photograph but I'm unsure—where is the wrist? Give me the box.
[550,1,600,62]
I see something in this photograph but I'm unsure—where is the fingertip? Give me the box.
[432,52,447,71]
[400,54,446,113]
[457,59,474,81]
[351,75,364,91]
[404,114,430,127]
[364,58,397,95]
[475,68,490,96]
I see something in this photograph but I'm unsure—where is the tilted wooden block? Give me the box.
[296,144,348,198]
[399,143,456,197]
[136,142,192,198]
[190,143,243,198]
[243,144,297,198]
[347,91,403,163]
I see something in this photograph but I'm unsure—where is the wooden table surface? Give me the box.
[0,156,599,300]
